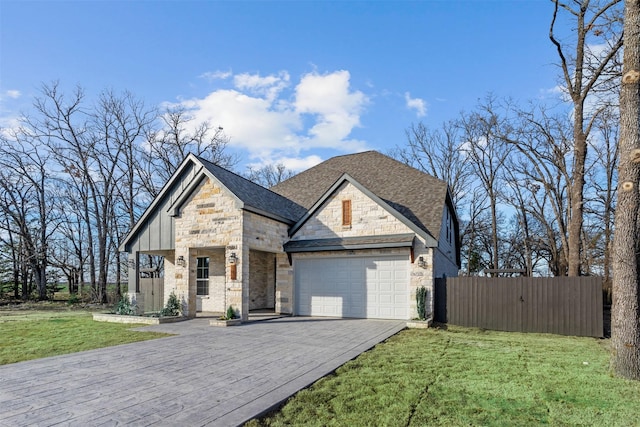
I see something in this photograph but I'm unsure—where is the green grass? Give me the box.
[248,326,640,427]
[0,307,170,365]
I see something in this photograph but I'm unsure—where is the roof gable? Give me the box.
[289,173,438,246]
[119,155,202,252]
[196,156,307,223]
[120,154,307,252]
[272,151,452,242]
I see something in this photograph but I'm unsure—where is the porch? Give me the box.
[130,247,282,321]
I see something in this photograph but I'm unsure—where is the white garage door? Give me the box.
[295,255,409,320]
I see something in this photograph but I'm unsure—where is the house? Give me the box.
[119,151,460,321]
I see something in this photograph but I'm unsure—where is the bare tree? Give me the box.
[550,0,623,275]
[395,120,471,207]
[0,133,57,299]
[246,163,295,188]
[459,97,513,275]
[586,106,619,291]
[143,106,237,196]
[505,105,574,275]
[611,0,640,380]
[459,189,491,276]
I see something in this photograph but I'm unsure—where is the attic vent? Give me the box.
[342,200,352,226]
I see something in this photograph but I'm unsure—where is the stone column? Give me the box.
[225,244,244,320]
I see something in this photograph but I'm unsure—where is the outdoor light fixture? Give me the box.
[177,255,186,267]
[229,252,237,265]
[418,256,427,268]
[128,259,136,269]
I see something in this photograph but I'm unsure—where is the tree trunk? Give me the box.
[611,0,640,380]
[568,127,587,276]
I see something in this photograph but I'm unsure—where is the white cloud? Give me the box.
[295,70,369,150]
[280,155,324,171]
[233,71,290,102]
[405,92,427,117]
[247,154,324,173]
[0,90,23,138]
[172,69,370,165]
[200,70,233,82]
[0,117,21,139]
[5,90,21,99]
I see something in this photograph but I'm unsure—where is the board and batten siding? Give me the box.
[124,162,203,253]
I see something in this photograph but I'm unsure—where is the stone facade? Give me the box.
[292,182,416,240]
[133,177,293,320]
[248,249,275,310]
[172,177,244,318]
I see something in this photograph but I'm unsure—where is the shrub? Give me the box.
[68,293,80,305]
[113,294,136,315]
[416,286,427,320]
[225,305,237,320]
[160,292,181,317]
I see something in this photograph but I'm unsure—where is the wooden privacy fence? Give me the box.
[434,277,603,337]
[140,277,164,313]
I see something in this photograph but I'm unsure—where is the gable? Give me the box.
[121,154,307,254]
[198,157,306,224]
[120,157,204,253]
[290,176,437,247]
[272,151,451,242]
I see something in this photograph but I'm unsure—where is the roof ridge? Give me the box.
[196,155,301,200]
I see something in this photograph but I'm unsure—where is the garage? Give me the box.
[294,255,409,320]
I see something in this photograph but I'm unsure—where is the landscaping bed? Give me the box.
[92,312,185,325]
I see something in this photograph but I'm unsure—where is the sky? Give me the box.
[0,0,564,173]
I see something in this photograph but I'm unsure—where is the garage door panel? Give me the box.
[296,255,409,320]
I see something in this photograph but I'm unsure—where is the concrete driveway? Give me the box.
[0,317,406,427]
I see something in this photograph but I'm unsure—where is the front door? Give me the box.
[196,256,209,312]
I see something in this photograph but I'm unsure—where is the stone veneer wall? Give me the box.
[292,182,417,240]
[243,211,291,315]
[173,177,244,318]
[276,253,293,314]
[165,178,292,320]
[249,250,275,310]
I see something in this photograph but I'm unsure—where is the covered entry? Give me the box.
[294,255,409,319]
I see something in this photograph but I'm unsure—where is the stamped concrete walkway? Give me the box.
[0,317,406,427]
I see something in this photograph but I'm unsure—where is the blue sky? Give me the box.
[1,0,562,172]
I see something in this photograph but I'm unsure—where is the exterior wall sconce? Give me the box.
[418,256,427,268]
[229,252,238,280]
[177,256,186,267]
[128,259,137,269]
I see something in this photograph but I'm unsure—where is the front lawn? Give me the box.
[0,304,170,365]
[248,326,640,426]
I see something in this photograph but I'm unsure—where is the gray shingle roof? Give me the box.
[197,156,307,223]
[271,151,451,240]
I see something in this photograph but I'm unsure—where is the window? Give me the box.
[342,199,352,226]
[196,257,209,296]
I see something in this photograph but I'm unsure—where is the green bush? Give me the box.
[160,292,181,317]
[68,293,80,305]
[113,294,136,315]
[416,286,427,320]
[225,305,237,320]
